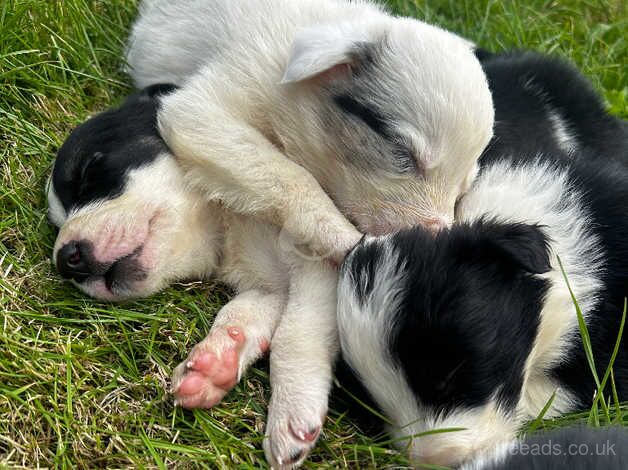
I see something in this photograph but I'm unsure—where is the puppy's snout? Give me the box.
[57,240,91,282]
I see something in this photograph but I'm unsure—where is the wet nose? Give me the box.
[56,240,91,282]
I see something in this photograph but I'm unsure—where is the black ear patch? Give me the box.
[489,223,552,274]
[52,83,180,212]
[458,220,552,274]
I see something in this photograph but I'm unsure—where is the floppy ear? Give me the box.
[486,223,552,274]
[281,22,379,84]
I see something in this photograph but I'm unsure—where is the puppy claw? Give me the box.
[264,394,327,469]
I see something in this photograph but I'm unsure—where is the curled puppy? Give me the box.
[49,85,338,468]
[337,51,628,467]
[125,0,494,260]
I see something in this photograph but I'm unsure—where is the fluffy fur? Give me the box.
[127,0,494,253]
[49,2,497,467]
[337,50,628,467]
[49,85,340,469]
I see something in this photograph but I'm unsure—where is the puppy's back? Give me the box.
[478,51,628,166]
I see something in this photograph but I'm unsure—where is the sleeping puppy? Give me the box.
[337,51,628,467]
[49,2,494,467]
[124,0,494,262]
[49,84,340,469]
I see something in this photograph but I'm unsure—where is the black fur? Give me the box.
[392,221,550,412]
[332,93,417,173]
[333,94,392,140]
[52,83,178,212]
[477,50,628,167]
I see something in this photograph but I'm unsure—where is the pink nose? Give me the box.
[425,216,450,233]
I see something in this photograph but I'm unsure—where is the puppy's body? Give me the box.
[476,50,628,165]
[126,0,494,255]
[49,85,340,469]
[337,51,628,467]
[50,4,495,467]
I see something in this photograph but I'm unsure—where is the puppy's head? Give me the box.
[337,220,552,466]
[48,84,219,301]
[282,16,494,234]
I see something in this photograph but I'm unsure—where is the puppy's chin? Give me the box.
[74,272,163,302]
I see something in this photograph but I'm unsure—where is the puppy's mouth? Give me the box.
[76,247,148,300]
[103,247,148,292]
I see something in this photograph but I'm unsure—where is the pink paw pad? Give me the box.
[173,327,248,409]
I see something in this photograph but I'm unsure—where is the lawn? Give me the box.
[0,0,626,468]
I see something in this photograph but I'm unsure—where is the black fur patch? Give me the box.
[380,222,549,413]
[477,51,628,167]
[333,94,392,140]
[52,83,178,213]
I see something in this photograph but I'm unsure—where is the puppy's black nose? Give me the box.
[56,240,91,282]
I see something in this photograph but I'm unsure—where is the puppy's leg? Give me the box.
[263,260,338,469]
[158,82,361,265]
[172,289,285,409]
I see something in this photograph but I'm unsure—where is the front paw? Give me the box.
[263,391,327,469]
[171,326,247,409]
[330,228,362,266]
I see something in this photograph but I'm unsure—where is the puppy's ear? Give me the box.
[281,22,383,84]
[484,223,552,274]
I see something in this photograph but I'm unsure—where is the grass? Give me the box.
[0,0,626,467]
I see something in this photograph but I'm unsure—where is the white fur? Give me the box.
[547,108,579,155]
[338,236,415,433]
[264,257,339,468]
[281,20,387,83]
[460,440,519,470]
[46,177,66,227]
[127,0,494,256]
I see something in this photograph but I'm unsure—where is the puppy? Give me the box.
[124,0,494,260]
[49,85,340,469]
[337,51,628,467]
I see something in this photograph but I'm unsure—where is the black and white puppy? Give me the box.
[337,51,628,467]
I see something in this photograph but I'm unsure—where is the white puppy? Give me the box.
[49,86,339,468]
[126,0,494,260]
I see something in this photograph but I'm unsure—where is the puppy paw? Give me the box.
[263,392,327,469]
[171,326,248,409]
